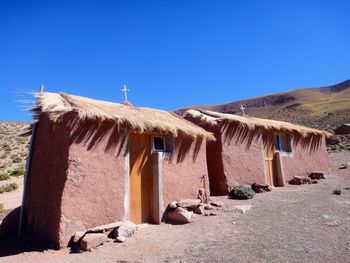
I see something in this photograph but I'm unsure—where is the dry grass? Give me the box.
[0,122,29,178]
[32,92,215,141]
[185,109,330,137]
[0,182,18,194]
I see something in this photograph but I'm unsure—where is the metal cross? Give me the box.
[240,105,246,115]
[121,83,130,102]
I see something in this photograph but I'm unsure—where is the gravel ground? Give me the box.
[1,151,350,263]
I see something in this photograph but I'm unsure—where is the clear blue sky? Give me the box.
[0,0,349,121]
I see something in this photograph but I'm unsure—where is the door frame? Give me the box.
[262,133,285,187]
[123,133,163,224]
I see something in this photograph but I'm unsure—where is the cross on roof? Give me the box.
[240,105,246,115]
[121,83,130,102]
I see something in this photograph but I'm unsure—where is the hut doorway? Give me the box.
[262,134,284,187]
[263,142,276,186]
[129,134,154,224]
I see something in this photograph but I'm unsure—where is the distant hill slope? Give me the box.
[0,122,30,177]
[176,79,350,132]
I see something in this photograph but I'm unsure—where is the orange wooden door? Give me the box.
[262,134,276,186]
[129,134,153,224]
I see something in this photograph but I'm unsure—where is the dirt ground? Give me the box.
[0,177,23,211]
[1,151,350,263]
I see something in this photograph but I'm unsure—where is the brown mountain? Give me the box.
[176,79,350,132]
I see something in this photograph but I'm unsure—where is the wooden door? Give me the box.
[129,134,153,224]
[262,134,276,186]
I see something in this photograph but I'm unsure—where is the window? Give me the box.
[274,134,292,153]
[153,136,166,152]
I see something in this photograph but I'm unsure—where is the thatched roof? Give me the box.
[32,92,215,141]
[184,109,331,137]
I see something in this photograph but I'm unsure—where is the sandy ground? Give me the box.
[0,177,24,211]
[1,151,350,263]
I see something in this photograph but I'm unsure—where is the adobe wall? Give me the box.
[280,137,330,182]
[24,116,127,248]
[59,120,127,247]
[221,134,266,189]
[206,128,227,195]
[161,138,209,207]
[24,115,70,248]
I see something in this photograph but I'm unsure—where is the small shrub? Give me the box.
[333,189,342,195]
[11,154,21,163]
[229,185,255,200]
[0,203,3,211]
[0,154,7,159]
[17,138,27,145]
[11,156,22,163]
[2,143,10,150]
[10,168,25,177]
[2,144,11,153]
[344,187,350,191]
[0,183,19,194]
[0,173,10,181]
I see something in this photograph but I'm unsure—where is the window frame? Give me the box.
[274,134,292,153]
[152,136,167,152]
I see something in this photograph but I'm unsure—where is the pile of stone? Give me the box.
[251,183,272,193]
[71,221,137,252]
[163,198,224,225]
[289,171,326,185]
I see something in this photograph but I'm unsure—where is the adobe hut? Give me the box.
[21,92,214,248]
[334,123,350,135]
[183,110,331,195]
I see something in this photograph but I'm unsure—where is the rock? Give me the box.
[289,176,311,185]
[204,204,214,210]
[117,221,137,238]
[168,201,178,209]
[339,163,349,169]
[87,221,123,235]
[164,207,194,224]
[177,199,201,210]
[79,233,108,251]
[309,172,325,180]
[210,201,224,207]
[251,183,272,193]
[204,210,218,216]
[233,205,252,214]
[209,211,218,216]
[116,236,126,243]
[198,188,208,203]
[309,179,318,184]
[73,231,85,243]
[193,205,205,215]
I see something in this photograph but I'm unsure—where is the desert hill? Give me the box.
[176,79,350,132]
[0,122,29,180]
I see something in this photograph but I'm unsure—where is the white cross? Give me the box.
[240,105,246,115]
[121,83,130,102]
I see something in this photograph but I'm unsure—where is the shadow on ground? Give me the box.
[0,206,55,257]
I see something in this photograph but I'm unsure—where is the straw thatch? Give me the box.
[184,109,331,137]
[183,109,331,151]
[31,92,215,141]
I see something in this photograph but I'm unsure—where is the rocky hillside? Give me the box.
[176,79,350,132]
[0,122,30,179]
